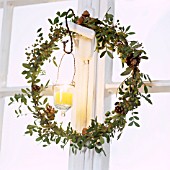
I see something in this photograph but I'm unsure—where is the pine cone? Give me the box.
[32,85,40,92]
[115,105,125,114]
[76,16,84,25]
[45,105,55,120]
[82,128,88,135]
[82,10,90,17]
[77,10,90,25]
[126,53,140,67]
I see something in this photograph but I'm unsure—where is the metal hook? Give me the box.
[62,9,76,54]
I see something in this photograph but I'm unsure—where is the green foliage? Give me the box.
[9,9,152,155]
[128,112,140,127]
[121,67,132,76]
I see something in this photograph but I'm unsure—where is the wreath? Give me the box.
[9,9,152,155]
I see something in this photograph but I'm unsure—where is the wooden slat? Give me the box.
[1,80,170,98]
[0,85,53,97]
[106,80,170,94]
[0,0,73,8]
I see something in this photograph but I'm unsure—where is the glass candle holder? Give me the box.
[53,84,74,116]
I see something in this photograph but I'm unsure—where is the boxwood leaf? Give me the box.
[144,85,148,94]
[134,121,140,127]
[128,122,134,126]
[100,51,106,58]
[100,136,105,144]
[121,67,132,76]
[56,137,61,144]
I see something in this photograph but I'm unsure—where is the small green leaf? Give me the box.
[56,11,60,16]
[134,116,139,120]
[100,136,105,144]
[133,43,142,49]
[10,97,14,102]
[54,17,59,24]
[130,41,137,46]
[44,137,50,144]
[147,94,151,98]
[35,79,40,83]
[128,32,135,35]
[107,51,113,59]
[121,67,132,76]
[36,136,42,141]
[72,137,77,143]
[21,89,27,94]
[25,131,31,135]
[142,95,152,104]
[8,101,13,106]
[100,51,106,58]
[145,97,152,104]
[128,122,134,126]
[105,111,110,117]
[95,147,102,153]
[88,144,95,149]
[117,133,122,140]
[21,95,27,105]
[105,135,110,143]
[56,137,61,144]
[147,74,152,82]
[22,63,30,69]
[27,106,33,112]
[22,70,28,75]
[60,12,67,17]
[43,98,48,105]
[53,57,58,67]
[144,85,148,94]
[125,25,131,32]
[38,33,43,37]
[138,81,143,88]
[48,18,53,24]
[67,13,74,18]
[27,125,36,129]
[134,50,141,57]
[134,121,140,127]
[144,74,147,79]
[45,80,50,88]
[15,110,18,115]
[37,28,42,33]
[140,56,148,59]
[129,117,134,121]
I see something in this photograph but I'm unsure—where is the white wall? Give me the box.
[110,0,170,169]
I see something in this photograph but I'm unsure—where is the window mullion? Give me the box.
[0,0,14,151]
